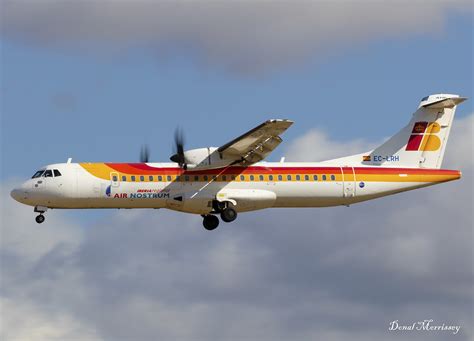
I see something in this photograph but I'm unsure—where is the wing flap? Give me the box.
[218,119,293,165]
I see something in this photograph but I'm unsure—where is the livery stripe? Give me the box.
[80,163,461,183]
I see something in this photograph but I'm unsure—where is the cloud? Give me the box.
[284,128,376,162]
[1,114,472,340]
[1,1,471,74]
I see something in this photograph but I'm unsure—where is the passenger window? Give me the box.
[43,170,53,177]
[250,175,255,181]
[131,176,136,182]
[32,170,45,178]
[140,176,145,181]
[113,175,118,182]
[122,175,127,181]
[167,175,171,181]
[231,175,236,180]
[304,175,309,181]
[176,176,181,181]
[185,175,190,182]
[287,175,292,181]
[278,175,282,181]
[194,175,199,181]
[240,175,245,181]
[222,175,227,181]
[158,175,163,181]
[204,175,208,181]
[296,175,301,181]
[259,175,264,181]
[269,175,274,181]
[53,169,62,177]
[313,175,318,181]
[322,175,327,181]
[331,175,336,181]
[149,175,154,181]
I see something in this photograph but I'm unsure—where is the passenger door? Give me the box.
[341,167,356,198]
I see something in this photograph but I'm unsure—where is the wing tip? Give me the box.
[267,119,294,125]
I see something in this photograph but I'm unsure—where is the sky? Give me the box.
[0,1,473,341]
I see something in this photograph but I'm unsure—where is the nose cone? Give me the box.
[10,188,28,203]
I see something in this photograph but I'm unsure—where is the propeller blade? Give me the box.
[140,144,150,163]
[170,127,187,169]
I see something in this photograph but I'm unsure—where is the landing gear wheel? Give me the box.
[221,207,237,223]
[35,214,45,224]
[203,215,219,231]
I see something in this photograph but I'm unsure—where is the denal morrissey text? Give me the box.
[389,319,460,335]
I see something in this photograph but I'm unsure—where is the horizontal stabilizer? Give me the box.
[420,95,467,109]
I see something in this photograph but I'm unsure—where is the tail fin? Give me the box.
[367,94,467,169]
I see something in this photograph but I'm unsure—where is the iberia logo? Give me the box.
[405,121,441,151]
[105,185,111,197]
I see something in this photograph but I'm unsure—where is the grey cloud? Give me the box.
[1,115,472,340]
[1,1,471,74]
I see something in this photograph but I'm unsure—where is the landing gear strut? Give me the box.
[202,215,219,231]
[35,214,45,224]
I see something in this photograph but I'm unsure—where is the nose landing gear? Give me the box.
[34,206,48,224]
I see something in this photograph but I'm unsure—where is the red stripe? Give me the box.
[105,163,459,176]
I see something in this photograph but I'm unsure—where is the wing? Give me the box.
[218,119,293,165]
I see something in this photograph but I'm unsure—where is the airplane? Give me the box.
[11,93,466,230]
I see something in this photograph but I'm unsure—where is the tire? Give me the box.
[203,215,219,230]
[221,207,237,223]
[35,215,45,224]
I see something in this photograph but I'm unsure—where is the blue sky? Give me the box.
[2,12,472,180]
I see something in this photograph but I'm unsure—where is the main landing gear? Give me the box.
[202,201,238,230]
[34,206,48,224]
[202,215,219,231]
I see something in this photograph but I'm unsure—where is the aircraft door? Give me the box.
[341,167,356,198]
[110,172,120,187]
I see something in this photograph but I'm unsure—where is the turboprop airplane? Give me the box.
[11,94,466,230]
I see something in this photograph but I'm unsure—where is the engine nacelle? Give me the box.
[182,147,236,169]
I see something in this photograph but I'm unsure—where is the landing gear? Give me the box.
[202,215,219,231]
[34,206,48,224]
[221,206,237,223]
[202,201,238,230]
[212,200,238,223]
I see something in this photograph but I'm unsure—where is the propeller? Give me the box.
[170,127,187,169]
[140,144,150,163]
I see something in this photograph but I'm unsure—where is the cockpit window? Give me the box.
[43,170,53,177]
[53,169,62,177]
[421,96,429,101]
[32,170,45,178]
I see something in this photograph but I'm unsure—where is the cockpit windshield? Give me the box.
[32,170,45,178]
[31,168,62,178]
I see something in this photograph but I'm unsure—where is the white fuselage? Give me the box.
[11,162,461,215]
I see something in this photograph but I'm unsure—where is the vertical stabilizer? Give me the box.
[366,94,466,169]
